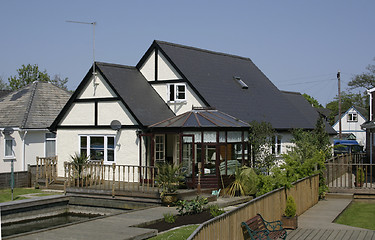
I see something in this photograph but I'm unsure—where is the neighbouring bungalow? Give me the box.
[50,40,335,188]
[0,82,71,173]
[361,88,375,163]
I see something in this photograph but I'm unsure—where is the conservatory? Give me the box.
[139,108,250,189]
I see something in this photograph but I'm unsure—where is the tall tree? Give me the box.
[248,121,276,174]
[302,93,322,108]
[325,91,369,125]
[348,58,375,90]
[7,64,68,90]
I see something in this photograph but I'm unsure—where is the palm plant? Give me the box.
[70,153,89,180]
[155,163,184,196]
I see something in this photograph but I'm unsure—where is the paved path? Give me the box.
[287,195,375,239]
[9,207,178,240]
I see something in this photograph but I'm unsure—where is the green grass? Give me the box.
[148,225,199,240]
[0,188,60,203]
[335,202,375,230]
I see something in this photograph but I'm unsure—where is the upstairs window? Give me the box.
[347,113,358,122]
[167,84,186,102]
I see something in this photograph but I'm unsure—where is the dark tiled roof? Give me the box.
[154,41,314,130]
[0,82,71,129]
[149,109,250,128]
[97,62,175,126]
[282,91,336,134]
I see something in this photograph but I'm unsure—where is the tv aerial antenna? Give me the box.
[66,20,97,85]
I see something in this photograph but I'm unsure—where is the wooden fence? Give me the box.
[325,153,375,192]
[35,156,57,188]
[188,174,319,240]
[64,161,158,197]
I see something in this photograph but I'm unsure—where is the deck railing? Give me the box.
[35,156,57,187]
[187,174,319,240]
[325,153,375,191]
[64,161,158,197]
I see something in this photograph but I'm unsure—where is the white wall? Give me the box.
[0,130,49,173]
[98,102,137,125]
[152,84,206,115]
[139,50,156,81]
[333,108,367,146]
[60,102,95,126]
[56,129,139,177]
[78,74,117,99]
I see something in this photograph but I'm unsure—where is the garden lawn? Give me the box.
[335,201,375,230]
[0,188,59,203]
[148,225,198,240]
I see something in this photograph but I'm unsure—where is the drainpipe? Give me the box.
[22,130,28,171]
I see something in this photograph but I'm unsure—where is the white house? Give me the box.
[0,82,71,173]
[51,40,335,188]
[333,106,367,146]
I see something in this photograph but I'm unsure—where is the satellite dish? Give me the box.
[2,127,14,135]
[110,120,122,131]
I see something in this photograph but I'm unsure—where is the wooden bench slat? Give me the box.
[241,214,287,240]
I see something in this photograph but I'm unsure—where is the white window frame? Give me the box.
[79,135,116,164]
[347,113,358,122]
[272,135,282,156]
[155,134,165,163]
[4,138,15,159]
[167,83,186,102]
[45,132,56,157]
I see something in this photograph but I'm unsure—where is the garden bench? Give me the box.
[241,214,287,240]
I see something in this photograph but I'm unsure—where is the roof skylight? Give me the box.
[233,76,248,89]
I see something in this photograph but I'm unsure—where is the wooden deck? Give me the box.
[287,194,375,240]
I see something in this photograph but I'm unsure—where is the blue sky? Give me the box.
[1,1,374,106]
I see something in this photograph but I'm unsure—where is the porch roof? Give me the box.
[148,109,250,129]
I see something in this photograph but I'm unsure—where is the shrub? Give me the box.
[284,195,297,217]
[225,166,258,197]
[176,196,208,215]
[163,213,177,223]
[209,204,225,217]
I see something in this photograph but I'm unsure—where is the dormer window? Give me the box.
[167,83,186,102]
[348,113,358,122]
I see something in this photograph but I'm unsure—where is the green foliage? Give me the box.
[163,213,177,223]
[70,153,89,179]
[249,121,276,173]
[209,204,225,217]
[356,168,365,183]
[302,93,322,108]
[225,166,258,197]
[284,196,297,217]
[156,163,184,195]
[348,58,375,90]
[7,64,68,90]
[256,118,330,198]
[325,92,369,125]
[176,196,208,215]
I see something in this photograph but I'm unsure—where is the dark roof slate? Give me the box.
[0,82,71,129]
[154,41,314,130]
[281,91,336,134]
[97,62,175,126]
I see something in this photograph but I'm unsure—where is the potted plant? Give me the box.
[281,195,298,229]
[356,167,365,187]
[155,163,184,205]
